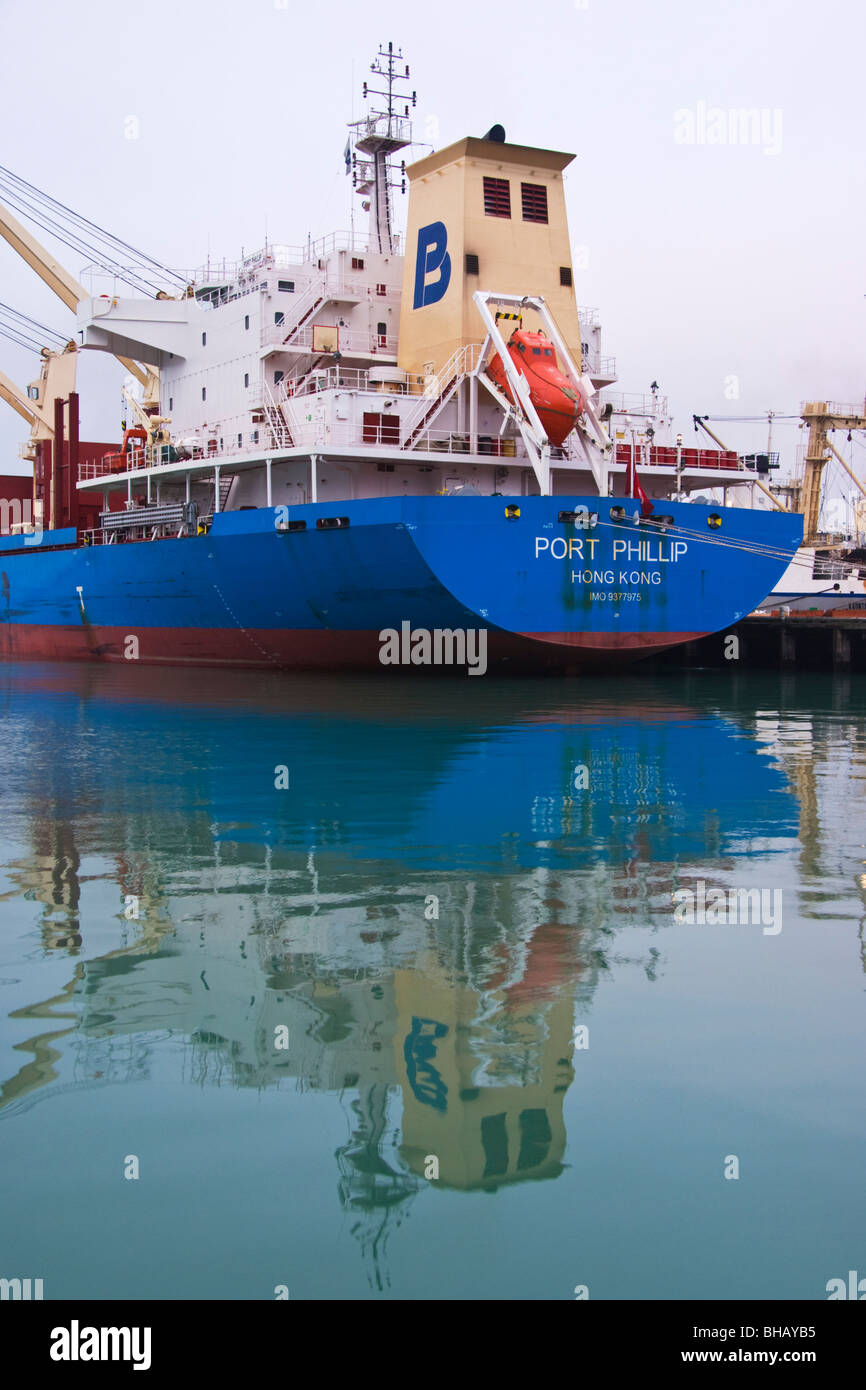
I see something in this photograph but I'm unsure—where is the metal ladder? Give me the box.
[400,343,481,449]
[262,380,292,448]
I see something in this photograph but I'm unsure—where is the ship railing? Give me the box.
[273,417,531,459]
[600,390,671,418]
[278,364,416,401]
[264,274,384,348]
[265,275,328,346]
[189,231,396,288]
[399,343,484,444]
[79,446,151,480]
[352,113,413,146]
[612,442,742,471]
[406,429,580,461]
[261,321,399,357]
[278,349,485,416]
[583,354,617,380]
[800,400,866,420]
[170,434,253,461]
[406,427,526,459]
[297,229,401,261]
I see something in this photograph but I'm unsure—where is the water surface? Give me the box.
[0,664,863,1299]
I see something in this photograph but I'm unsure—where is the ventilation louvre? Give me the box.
[483,177,511,218]
[521,182,549,223]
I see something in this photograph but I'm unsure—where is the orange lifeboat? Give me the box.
[488,328,586,447]
[102,426,148,474]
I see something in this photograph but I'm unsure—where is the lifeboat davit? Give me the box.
[488,329,586,447]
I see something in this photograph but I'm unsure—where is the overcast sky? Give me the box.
[0,0,863,509]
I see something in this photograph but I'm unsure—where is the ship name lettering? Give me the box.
[612,539,687,562]
[535,536,599,559]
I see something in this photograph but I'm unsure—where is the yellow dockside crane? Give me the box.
[799,402,866,544]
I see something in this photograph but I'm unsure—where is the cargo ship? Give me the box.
[0,45,803,672]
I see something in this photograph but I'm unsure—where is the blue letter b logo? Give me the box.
[413,221,451,309]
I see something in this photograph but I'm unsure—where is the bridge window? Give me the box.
[521,182,548,223]
[278,280,295,292]
[483,176,511,218]
[352,256,365,270]
[274,371,284,385]
[274,311,284,326]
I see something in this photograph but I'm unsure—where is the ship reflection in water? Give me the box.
[0,665,864,1299]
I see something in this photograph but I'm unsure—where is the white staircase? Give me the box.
[261,379,292,448]
[279,276,328,347]
[400,343,482,448]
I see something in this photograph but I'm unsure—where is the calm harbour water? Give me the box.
[0,662,863,1301]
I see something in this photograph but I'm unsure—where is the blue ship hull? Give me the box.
[0,495,803,670]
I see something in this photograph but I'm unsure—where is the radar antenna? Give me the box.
[347,42,415,256]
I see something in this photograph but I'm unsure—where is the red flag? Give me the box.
[626,446,655,518]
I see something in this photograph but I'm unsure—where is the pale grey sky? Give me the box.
[0,0,863,502]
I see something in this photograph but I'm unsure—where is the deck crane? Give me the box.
[0,357,61,442]
[0,304,83,529]
[0,163,190,414]
[0,302,77,457]
[0,347,76,458]
[800,402,866,543]
[0,197,159,410]
[692,414,787,510]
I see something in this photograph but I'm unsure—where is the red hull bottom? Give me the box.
[0,624,708,672]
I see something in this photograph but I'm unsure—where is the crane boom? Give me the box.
[825,437,866,503]
[0,198,153,396]
[0,368,49,430]
[693,415,732,452]
[0,201,83,312]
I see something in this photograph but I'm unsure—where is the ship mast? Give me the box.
[348,43,415,256]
